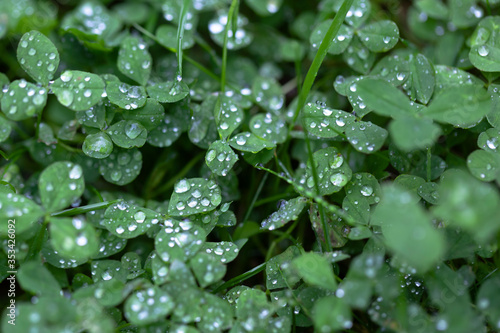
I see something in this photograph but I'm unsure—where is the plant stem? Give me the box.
[212,262,266,293]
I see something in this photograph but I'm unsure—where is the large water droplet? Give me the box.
[175,179,190,193]
[134,211,146,223]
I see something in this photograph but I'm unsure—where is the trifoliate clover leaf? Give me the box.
[215,95,244,139]
[1,80,47,121]
[168,178,222,216]
[206,140,239,177]
[252,76,284,114]
[147,80,190,103]
[303,102,355,138]
[295,147,352,196]
[98,148,142,185]
[190,252,227,288]
[102,201,160,239]
[357,20,399,53]
[39,161,85,212]
[17,30,59,85]
[52,70,105,111]
[310,21,353,55]
[106,82,147,110]
[469,16,500,72]
[117,36,152,86]
[229,132,274,153]
[82,132,113,159]
[345,121,388,154]
[106,120,147,149]
[261,197,307,230]
[49,217,99,260]
[209,11,253,50]
[155,218,206,263]
[0,192,44,236]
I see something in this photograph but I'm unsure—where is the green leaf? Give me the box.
[310,21,353,55]
[156,24,194,50]
[246,0,283,16]
[252,76,284,114]
[201,241,240,264]
[106,82,147,110]
[345,172,381,205]
[358,20,399,52]
[198,293,234,332]
[98,148,142,185]
[39,161,85,212]
[106,120,147,149]
[147,80,190,103]
[450,0,483,28]
[371,183,445,272]
[91,260,128,283]
[92,230,127,259]
[478,127,500,152]
[117,36,152,85]
[229,132,274,153]
[205,140,239,177]
[296,147,352,196]
[52,70,105,111]
[215,95,244,139]
[76,103,106,129]
[342,37,375,74]
[122,98,164,131]
[469,16,500,72]
[0,116,12,143]
[416,0,449,20]
[476,273,500,329]
[250,112,287,144]
[155,218,206,263]
[38,122,57,145]
[17,30,59,85]
[168,178,222,216]
[209,11,253,50]
[124,286,174,325]
[302,102,355,138]
[417,182,440,204]
[434,170,500,243]
[190,252,227,288]
[345,121,388,153]
[82,132,114,159]
[313,296,352,331]
[347,225,372,240]
[260,196,307,230]
[42,242,87,269]
[409,53,435,104]
[0,192,44,236]
[102,201,160,239]
[389,116,441,151]
[1,80,47,121]
[292,252,337,291]
[17,261,61,296]
[354,78,414,118]
[421,85,491,128]
[0,73,9,100]
[49,217,99,260]
[467,149,500,182]
[334,0,371,28]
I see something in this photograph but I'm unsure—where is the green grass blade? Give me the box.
[176,0,192,78]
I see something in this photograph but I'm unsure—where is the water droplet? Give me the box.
[76,235,88,246]
[330,173,348,187]
[360,186,373,196]
[59,90,74,107]
[206,149,216,162]
[110,170,122,182]
[134,211,146,223]
[69,165,83,179]
[60,71,73,82]
[486,138,498,150]
[20,40,28,48]
[175,179,190,193]
[125,121,142,139]
[330,154,344,168]
[478,45,489,57]
[28,48,36,56]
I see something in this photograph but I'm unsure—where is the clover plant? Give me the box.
[1,0,500,332]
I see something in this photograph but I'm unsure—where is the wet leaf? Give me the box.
[82,132,114,159]
[98,148,143,185]
[39,161,85,212]
[147,80,190,103]
[102,201,160,239]
[250,112,287,144]
[122,98,164,131]
[345,121,388,154]
[229,132,274,153]
[302,102,355,138]
[106,82,147,110]
[190,252,227,288]
[157,24,194,50]
[215,95,244,139]
[252,76,284,114]
[17,261,61,296]
[205,140,239,177]
[201,241,240,264]
[310,21,353,55]
[124,286,174,325]
[358,20,399,52]
[117,36,152,85]
[17,30,59,85]
[0,192,44,236]
[409,53,435,104]
[388,116,441,152]
[467,149,500,182]
[106,120,147,149]
[313,296,352,331]
[168,178,222,216]
[50,217,99,260]
[155,218,206,263]
[52,71,105,111]
[293,252,337,291]
[209,11,253,50]
[1,80,47,121]
[260,196,307,230]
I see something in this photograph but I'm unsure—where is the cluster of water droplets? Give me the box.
[261,197,307,230]
[98,149,142,185]
[2,80,46,118]
[156,218,204,262]
[254,78,284,112]
[104,201,159,237]
[171,179,222,216]
[208,12,253,50]
[17,32,58,82]
[54,71,105,110]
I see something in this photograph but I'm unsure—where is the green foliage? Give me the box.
[1,0,500,332]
